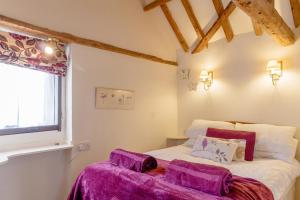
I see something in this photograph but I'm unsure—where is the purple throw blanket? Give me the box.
[228,176,275,200]
[109,149,157,172]
[165,159,232,196]
[68,159,274,200]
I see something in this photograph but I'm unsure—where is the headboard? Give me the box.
[227,121,254,124]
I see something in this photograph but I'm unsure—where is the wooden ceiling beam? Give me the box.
[161,4,189,52]
[252,18,263,36]
[290,0,300,28]
[181,0,205,39]
[251,0,274,36]
[192,2,236,54]
[0,15,177,66]
[232,0,295,46]
[212,0,234,42]
[144,0,172,11]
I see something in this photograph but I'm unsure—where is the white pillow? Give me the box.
[192,135,238,164]
[235,123,297,162]
[185,119,235,139]
[183,138,197,147]
[254,139,298,162]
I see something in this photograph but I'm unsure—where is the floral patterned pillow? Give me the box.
[229,139,246,161]
[217,138,247,161]
[192,135,238,164]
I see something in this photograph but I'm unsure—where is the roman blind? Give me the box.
[0,31,68,76]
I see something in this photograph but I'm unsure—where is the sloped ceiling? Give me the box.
[142,0,296,50]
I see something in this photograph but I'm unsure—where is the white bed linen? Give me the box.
[147,145,300,200]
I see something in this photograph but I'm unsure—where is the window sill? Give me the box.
[0,143,73,165]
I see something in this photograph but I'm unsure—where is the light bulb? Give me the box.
[200,70,209,81]
[266,60,282,86]
[44,46,54,55]
[199,70,213,91]
[266,60,281,71]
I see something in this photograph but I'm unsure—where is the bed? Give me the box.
[68,145,300,200]
[69,120,300,200]
[147,145,300,200]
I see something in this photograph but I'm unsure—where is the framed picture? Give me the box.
[95,87,135,110]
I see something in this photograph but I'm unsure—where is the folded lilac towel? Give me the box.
[109,149,157,172]
[165,159,232,196]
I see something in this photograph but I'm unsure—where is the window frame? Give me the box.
[0,77,62,136]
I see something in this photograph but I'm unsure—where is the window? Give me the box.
[0,63,61,135]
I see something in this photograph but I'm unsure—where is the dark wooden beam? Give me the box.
[144,0,172,11]
[290,0,300,27]
[212,0,234,42]
[161,4,189,52]
[251,0,274,36]
[181,0,205,39]
[192,2,236,53]
[0,15,177,66]
[233,0,295,46]
[252,18,263,36]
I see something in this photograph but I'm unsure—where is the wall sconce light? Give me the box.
[266,60,282,86]
[199,70,213,91]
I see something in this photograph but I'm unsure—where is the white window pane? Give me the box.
[0,63,59,130]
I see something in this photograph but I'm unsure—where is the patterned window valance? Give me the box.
[0,31,68,76]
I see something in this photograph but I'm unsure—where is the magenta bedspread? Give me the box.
[68,160,274,200]
[109,149,157,172]
[165,159,232,197]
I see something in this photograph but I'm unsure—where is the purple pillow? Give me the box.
[206,128,256,161]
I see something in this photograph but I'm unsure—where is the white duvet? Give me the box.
[147,145,300,200]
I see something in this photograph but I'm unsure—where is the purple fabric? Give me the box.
[68,159,274,200]
[109,149,157,172]
[207,128,256,161]
[165,159,232,196]
[228,176,274,200]
[68,161,231,200]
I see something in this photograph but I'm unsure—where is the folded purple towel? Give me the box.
[109,149,157,172]
[165,159,232,197]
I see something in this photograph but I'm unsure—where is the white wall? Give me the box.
[0,151,71,200]
[0,0,178,199]
[177,28,300,198]
[70,44,178,181]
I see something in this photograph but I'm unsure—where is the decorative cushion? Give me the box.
[235,123,297,162]
[185,119,235,139]
[227,139,247,161]
[184,138,247,161]
[192,135,238,164]
[206,128,256,161]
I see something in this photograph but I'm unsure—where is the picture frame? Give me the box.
[95,87,135,110]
